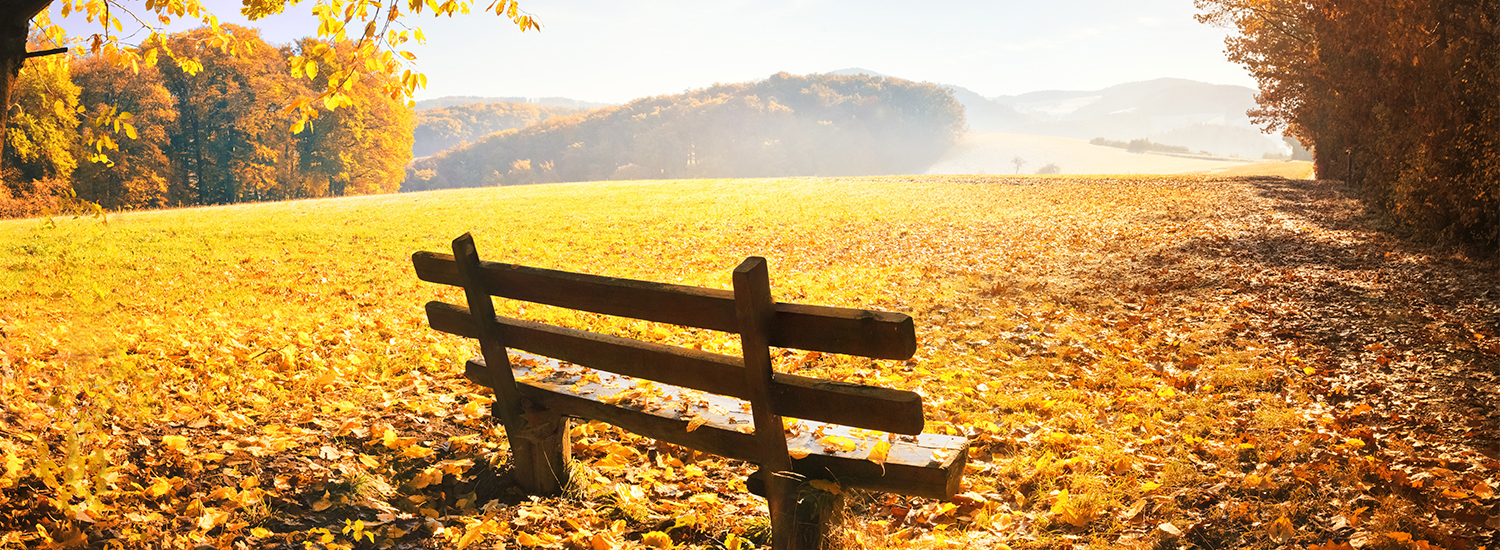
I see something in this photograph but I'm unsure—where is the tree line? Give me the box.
[404,72,966,191]
[1,25,413,216]
[1197,0,1498,249]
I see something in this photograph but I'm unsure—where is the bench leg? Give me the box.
[794,483,846,550]
[502,400,571,496]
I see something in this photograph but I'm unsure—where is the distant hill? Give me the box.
[414,103,586,158]
[991,78,1285,158]
[828,68,1026,132]
[828,69,1286,158]
[404,72,965,191]
[414,96,614,111]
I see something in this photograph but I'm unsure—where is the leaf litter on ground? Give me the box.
[0,175,1495,549]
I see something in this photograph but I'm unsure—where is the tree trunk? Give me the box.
[0,0,56,169]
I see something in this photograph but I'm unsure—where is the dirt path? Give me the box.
[1189,178,1500,546]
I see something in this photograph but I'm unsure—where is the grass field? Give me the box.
[1,175,1495,549]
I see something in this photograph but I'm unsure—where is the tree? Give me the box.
[291,37,414,196]
[71,52,177,208]
[156,26,297,205]
[1196,0,1498,249]
[1,0,538,167]
[3,35,77,181]
[1011,156,1025,174]
[2,34,79,209]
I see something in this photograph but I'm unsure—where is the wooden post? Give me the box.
[795,485,845,550]
[733,257,798,550]
[452,233,567,495]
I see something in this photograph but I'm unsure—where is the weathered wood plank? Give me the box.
[476,353,967,499]
[432,302,924,435]
[413,251,916,360]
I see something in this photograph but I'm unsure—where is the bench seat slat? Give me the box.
[469,353,968,500]
[413,252,916,360]
[429,302,925,435]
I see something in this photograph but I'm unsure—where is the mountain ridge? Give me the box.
[827,69,1284,158]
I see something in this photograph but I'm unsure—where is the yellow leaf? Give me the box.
[251,527,271,538]
[818,435,856,453]
[456,519,489,548]
[685,416,707,433]
[590,533,617,550]
[1268,517,1295,544]
[1050,489,1096,527]
[808,479,841,495]
[161,435,188,452]
[1140,481,1162,492]
[145,477,173,497]
[517,532,542,547]
[1385,532,1412,542]
[867,440,891,467]
[640,531,673,549]
[401,445,435,458]
[788,448,810,459]
[197,507,230,530]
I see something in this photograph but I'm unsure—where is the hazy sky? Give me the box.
[52,0,1255,104]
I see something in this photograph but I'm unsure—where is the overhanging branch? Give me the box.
[24,47,66,58]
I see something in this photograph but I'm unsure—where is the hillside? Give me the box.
[829,68,1027,132]
[413,103,587,158]
[414,96,614,111]
[404,72,965,191]
[3,176,1493,549]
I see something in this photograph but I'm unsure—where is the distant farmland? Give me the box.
[924,131,1312,177]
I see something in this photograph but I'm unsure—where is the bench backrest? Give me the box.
[412,234,927,436]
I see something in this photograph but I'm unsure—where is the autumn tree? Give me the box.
[290,37,414,196]
[0,35,78,214]
[0,0,537,170]
[155,26,298,205]
[1196,0,1498,249]
[70,54,177,208]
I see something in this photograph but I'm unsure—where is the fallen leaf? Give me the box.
[808,479,842,495]
[1473,481,1494,499]
[867,440,891,468]
[161,435,188,452]
[311,491,334,511]
[1268,517,1295,544]
[640,531,673,549]
[819,435,856,453]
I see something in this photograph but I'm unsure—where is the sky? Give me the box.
[50,0,1257,105]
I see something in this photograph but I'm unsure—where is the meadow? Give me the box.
[1,175,1494,549]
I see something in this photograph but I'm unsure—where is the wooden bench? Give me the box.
[413,233,969,550]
